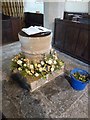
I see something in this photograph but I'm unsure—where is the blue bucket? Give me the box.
[70,68,90,91]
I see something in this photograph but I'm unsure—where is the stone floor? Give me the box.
[1,42,90,119]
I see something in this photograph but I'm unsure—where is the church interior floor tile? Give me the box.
[1,42,89,118]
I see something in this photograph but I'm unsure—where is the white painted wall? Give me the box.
[88,1,90,14]
[65,1,88,13]
[24,1,44,14]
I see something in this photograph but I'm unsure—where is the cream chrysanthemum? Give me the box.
[35,73,39,77]
[41,61,44,65]
[18,67,22,71]
[17,60,22,66]
[48,59,52,65]
[30,64,34,69]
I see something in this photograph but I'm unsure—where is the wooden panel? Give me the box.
[2,19,13,44]
[64,25,79,53]
[24,12,44,28]
[11,17,21,41]
[53,18,90,64]
[54,19,66,50]
[2,14,21,45]
[75,29,90,62]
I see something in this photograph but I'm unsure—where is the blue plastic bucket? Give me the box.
[70,68,89,91]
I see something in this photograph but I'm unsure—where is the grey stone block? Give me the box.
[26,66,65,92]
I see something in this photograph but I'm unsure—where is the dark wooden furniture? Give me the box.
[24,12,44,28]
[64,11,88,20]
[2,13,21,45]
[63,11,90,24]
[53,18,90,64]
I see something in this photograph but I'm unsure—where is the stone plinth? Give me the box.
[27,66,65,92]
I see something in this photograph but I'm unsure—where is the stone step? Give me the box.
[26,66,65,92]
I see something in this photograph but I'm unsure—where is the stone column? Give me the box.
[44,2,65,33]
[88,1,90,15]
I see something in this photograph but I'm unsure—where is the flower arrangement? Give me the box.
[11,49,64,79]
[73,72,89,82]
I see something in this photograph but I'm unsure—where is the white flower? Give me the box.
[27,71,30,74]
[25,69,29,73]
[54,51,57,54]
[54,60,57,64]
[51,48,54,52]
[37,64,41,68]
[27,62,30,67]
[51,67,54,72]
[59,62,64,66]
[34,63,37,67]
[46,61,48,63]
[41,61,44,65]
[31,69,34,74]
[28,72,32,75]
[25,69,32,75]
[48,59,52,64]
[23,64,27,67]
[17,60,22,65]
[35,73,39,77]
[24,58,29,62]
[39,67,43,72]
[47,66,50,71]
[24,59,27,62]
[52,65,55,68]
[21,58,23,60]
[27,71,32,75]
[12,59,14,61]
[14,59,17,62]
[53,55,58,60]
[30,64,34,69]
[18,67,22,71]
[55,56,58,60]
